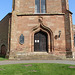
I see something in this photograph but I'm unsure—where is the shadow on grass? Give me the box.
[0,56,5,58]
[0,55,8,61]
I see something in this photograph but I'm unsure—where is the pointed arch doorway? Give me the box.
[34,31,48,52]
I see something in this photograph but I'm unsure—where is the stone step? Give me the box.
[15,53,62,60]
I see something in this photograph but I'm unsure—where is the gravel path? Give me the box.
[0,60,75,65]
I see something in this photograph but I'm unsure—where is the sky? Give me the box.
[0,0,75,25]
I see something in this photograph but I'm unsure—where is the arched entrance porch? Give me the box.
[31,24,54,53]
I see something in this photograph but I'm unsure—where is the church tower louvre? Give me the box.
[0,0,74,59]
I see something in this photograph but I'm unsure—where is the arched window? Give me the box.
[35,0,46,13]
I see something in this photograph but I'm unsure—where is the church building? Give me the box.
[0,0,74,59]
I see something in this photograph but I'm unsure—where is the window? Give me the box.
[35,0,46,13]
[74,35,75,46]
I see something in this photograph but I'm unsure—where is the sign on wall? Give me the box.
[35,40,39,43]
[19,34,24,45]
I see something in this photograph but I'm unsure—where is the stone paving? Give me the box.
[0,60,75,65]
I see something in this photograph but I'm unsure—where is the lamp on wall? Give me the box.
[59,30,61,38]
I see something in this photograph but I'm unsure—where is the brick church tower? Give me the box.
[0,0,74,59]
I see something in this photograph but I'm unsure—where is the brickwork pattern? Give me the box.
[0,0,74,59]
[0,14,11,56]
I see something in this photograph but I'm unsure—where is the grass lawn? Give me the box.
[0,63,75,75]
[0,56,8,61]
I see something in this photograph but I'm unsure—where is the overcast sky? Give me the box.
[0,0,75,24]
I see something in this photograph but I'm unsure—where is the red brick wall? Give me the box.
[46,0,62,13]
[13,0,68,14]
[64,11,74,57]
[9,0,73,59]
[0,13,11,55]
[66,0,69,10]
[69,13,74,51]
[10,14,67,58]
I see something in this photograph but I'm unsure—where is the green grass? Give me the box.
[0,56,8,61]
[0,63,75,75]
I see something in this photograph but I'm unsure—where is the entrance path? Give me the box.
[0,60,75,65]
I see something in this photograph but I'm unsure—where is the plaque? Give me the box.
[19,34,24,45]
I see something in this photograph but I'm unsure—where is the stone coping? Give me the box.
[17,13,65,16]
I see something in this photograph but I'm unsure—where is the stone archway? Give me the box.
[1,44,7,56]
[31,24,54,53]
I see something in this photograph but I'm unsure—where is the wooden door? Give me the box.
[34,31,48,52]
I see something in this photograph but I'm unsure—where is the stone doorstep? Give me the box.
[9,51,74,60]
[16,52,49,56]
[8,52,56,60]
[14,52,63,60]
